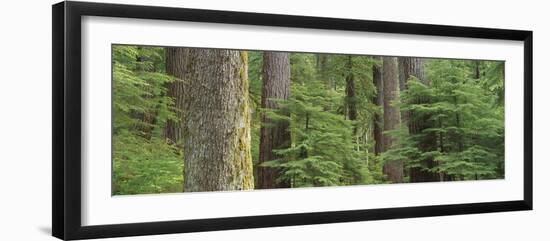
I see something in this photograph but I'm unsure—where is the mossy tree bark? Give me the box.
[182,49,254,192]
[382,57,403,183]
[164,47,190,145]
[258,52,291,189]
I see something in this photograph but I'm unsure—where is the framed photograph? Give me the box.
[52,1,533,240]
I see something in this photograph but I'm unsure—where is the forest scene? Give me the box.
[112,44,505,195]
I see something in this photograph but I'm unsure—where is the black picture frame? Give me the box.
[52,1,533,240]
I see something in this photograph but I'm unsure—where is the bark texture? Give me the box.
[372,57,384,155]
[399,57,427,91]
[382,57,403,183]
[258,52,291,189]
[164,47,190,144]
[182,49,254,192]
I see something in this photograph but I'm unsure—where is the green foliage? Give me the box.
[112,45,183,195]
[112,45,505,194]
[260,53,377,187]
[113,132,183,195]
[385,59,505,180]
[247,51,263,167]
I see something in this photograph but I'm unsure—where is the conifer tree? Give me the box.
[258,52,291,189]
[182,49,254,192]
[164,47,189,144]
[381,57,403,183]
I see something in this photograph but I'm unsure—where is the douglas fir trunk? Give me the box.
[182,49,254,192]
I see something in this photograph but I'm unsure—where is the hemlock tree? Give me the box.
[381,57,403,183]
[182,49,254,192]
[260,53,361,187]
[392,59,505,182]
[112,45,183,195]
[258,52,291,189]
[112,45,505,195]
[399,57,439,182]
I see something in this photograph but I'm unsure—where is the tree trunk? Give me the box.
[133,47,156,139]
[345,55,358,150]
[164,47,190,144]
[399,57,439,182]
[345,56,358,123]
[400,57,427,87]
[372,57,384,155]
[399,57,426,125]
[398,58,406,93]
[382,57,403,183]
[317,54,330,86]
[474,61,481,79]
[258,52,291,189]
[182,49,254,192]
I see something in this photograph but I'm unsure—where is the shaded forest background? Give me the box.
[112,45,505,195]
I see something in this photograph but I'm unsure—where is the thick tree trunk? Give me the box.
[258,52,291,189]
[382,57,403,183]
[164,47,190,144]
[182,49,254,192]
[372,57,384,155]
[400,57,427,87]
[399,57,439,182]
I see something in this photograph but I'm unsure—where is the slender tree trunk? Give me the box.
[133,47,156,139]
[472,60,481,180]
[164,47,190,144]
[258,52,291,189]
[474,61,481,79]
[382,57,403,183]
[345,56,358,135]
[399,57,439,182]
[398,58,406,93]
[182,49,254,192]
[438,117,447,181]
[372,57,384,155]
[317,54,330,86]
